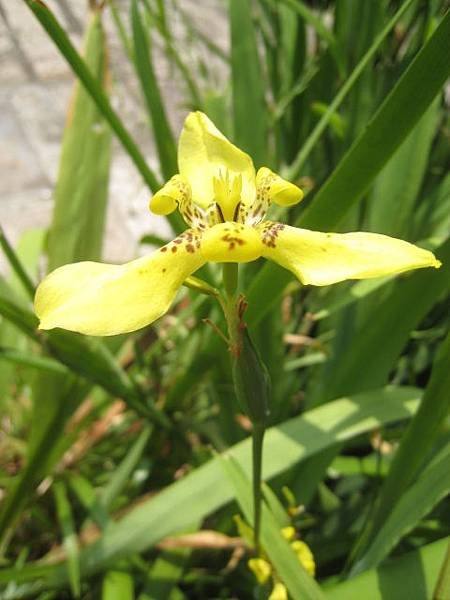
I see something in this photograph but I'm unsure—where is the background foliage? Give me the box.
[0,0,449,598]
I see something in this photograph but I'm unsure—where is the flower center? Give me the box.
[212,169,243,222]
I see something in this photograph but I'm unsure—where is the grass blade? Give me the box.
[0,227,35,300]
[102,570,134,600]
[350,330,450,572]
[326,538,448,600]
[131,0,177,180]
[351,440,450,573]
[47,9,111,271]
[230,0,268,166]
[54,482,81,598]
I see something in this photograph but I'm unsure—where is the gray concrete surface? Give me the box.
[0,0,228,273]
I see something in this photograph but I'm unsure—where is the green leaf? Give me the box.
[100,426,153,509]
[102,570,134,600]
[352,440,450,573]
[367,98,440,238]
[221,455,324,600]
[47,9,111,271]
[230,0,268,166]
[54,482,81,598]
[0,348,68,375]
[326,538,448,600]
[138,547,189,600]
[131,0,177,180]
[350,330,450,572]
[0,227,35,300]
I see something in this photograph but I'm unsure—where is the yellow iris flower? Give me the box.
[35,112,441,336]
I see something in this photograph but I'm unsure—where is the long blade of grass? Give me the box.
[22,0,161,193]
[131,0,177,180]
[351,440,450,573]
[326,538,448,600]
[102,570,134,600]
[0,348,68,375]
[54,482,81,598]
[99,426,153,509]
[247,7,450,325]
[47,8,111,271]
[230,0,268,166]
[367,98,440,237]
[0,227,35,300]
[350,330,450,573]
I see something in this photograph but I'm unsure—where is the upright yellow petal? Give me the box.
[256,167,304,207]
[258,222,441,286]
[35,231,205,336]
[178,112,256,208]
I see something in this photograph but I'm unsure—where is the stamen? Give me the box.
[212,169,243,222]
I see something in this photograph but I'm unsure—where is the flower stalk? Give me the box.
[221,264,270,551]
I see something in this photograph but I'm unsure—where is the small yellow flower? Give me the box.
[35,112,441,336]
[281,526,296,542]
[291,540,316,577]
[269,582,288,600]
[248,557,272,585]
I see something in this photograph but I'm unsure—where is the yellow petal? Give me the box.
[248,558,272,585]
[281,526,296,541]
[201,222,263,263]
[291,540,316,577]
[269,583,288,600]
[258,222,441,286]
[178,112,256,209]
[256,167,304,208]
[149,174,190,216]
[35,231,204,335]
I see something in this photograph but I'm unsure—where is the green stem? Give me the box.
[223,263,238,300]
[0,226,36,300]
[221,263,268,553]
[252,423,265,552]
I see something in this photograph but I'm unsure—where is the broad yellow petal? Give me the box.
[178,112,256,209]
[258,222,441,286]
[35,231,205,335]
[201,222,263,263]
